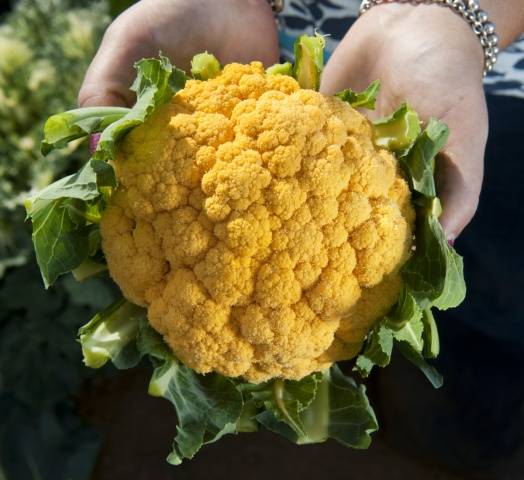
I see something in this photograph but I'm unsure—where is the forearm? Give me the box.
[480,0,524,48]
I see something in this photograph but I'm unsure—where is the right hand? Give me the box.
[320,4,488,241]
[78,0,279,107]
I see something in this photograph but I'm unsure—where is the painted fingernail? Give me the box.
[447,237,455,247]
[89,133,101,155]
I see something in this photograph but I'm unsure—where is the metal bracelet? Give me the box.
[359,0,499,76]
[267,0,284,14]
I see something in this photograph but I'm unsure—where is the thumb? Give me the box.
[437,152,481,243]
[78,7,155,107]
[319,36,369,96]
[436,102,488,241]
[435,88,488,241]
[436,147,484,243]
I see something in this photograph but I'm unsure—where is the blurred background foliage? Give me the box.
[0,1,131,478]
[1,2,522,480]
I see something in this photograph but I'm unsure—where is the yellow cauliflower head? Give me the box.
[100,62,414,383]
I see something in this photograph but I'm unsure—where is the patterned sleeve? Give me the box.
[277,0,524,99]
[277,0,360,61]
[484,37,524,99]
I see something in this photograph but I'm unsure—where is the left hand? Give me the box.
[78,0,279,108]
[321,3,489,241]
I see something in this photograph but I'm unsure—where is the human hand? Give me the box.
[321,3,488,241]
[78,0,279,108]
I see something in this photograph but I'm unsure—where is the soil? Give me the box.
[80,366,470,480]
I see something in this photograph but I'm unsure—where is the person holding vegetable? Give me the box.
[77,0,524,475]
[79,0,524,243]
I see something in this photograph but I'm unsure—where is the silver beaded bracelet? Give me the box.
[267,0,284,14]
[359,0,499,76]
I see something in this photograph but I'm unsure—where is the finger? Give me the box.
[437,151,482,242]
[320,33,369,96]
[319,27,394,123]
[436,97,488,240]
[78,5,156,107]
[218,0,279,67]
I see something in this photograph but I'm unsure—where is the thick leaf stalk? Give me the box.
[190,52,222,80]
[292,34,325,90]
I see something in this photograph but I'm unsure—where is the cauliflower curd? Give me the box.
[100,62,415,383]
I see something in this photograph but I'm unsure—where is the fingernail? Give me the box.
[447,237,455,247]
[89,133,101,155]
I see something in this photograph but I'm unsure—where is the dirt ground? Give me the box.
[81,366,474,480]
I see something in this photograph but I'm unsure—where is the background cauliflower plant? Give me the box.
[0,1,113,479]
[0,0,109,271]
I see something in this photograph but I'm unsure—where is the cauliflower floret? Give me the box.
[100,62,414,383]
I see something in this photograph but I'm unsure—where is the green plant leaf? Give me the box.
[335,79,380,109]
[29,55,188,287]
[137,321,243,465]
[94,55,187,161]
[41,107,130,155]
[353,323,393,377]
[26,198,90,288]
[293,34,325,90]
[400,119,449,197]
[355,287,425,376]
[373,103,421,153]
[386,287,424,352]
[393,316,424,353]
[386,285,422,329]
[72,258,107,282]
[25,160,112,287]
[252,366,377,448]
[432,243,466,310]
[170,66,190,91]
[353,114,464,389]
[266,62,293,76]
[30,159,115,202]
[247,373,321,442]
[403,201,466,309]
[236,399,259,433]
[40,54,188,158]
[247,373,320,412]
[78,299,145,369]
[326,366,378,449]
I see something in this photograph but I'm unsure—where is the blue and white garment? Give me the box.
[277,0,524,99]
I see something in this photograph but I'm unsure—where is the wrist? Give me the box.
[355,3,485,77]
[479,0,524,48]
